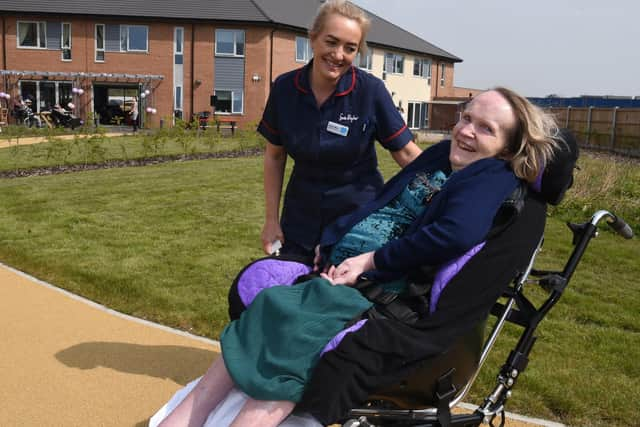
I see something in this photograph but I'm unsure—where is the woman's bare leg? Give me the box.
[158,356,235,427]
[229,398,296,427]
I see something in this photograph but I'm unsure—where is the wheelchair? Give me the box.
[226,131,632,427]
[337,207,633,427]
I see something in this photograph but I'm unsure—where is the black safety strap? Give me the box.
[436,368,457,427]
[352,280,432,325]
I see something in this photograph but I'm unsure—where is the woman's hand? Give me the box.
[322,251,376,286]
[261,220,284,255]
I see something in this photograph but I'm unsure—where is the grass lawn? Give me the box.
[0,140,638,426]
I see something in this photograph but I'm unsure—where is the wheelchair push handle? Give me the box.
[593,210,635,240]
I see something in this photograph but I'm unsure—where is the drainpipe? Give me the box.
[190,23,195,119]
[434,61,439,99]
[1,16,6,71]
[269,28,275,84]
[2,15,7,93]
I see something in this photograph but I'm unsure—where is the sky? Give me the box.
[352,0,640,98]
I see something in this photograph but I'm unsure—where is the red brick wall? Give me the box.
[243,27,271,128]
[272,31,304,80]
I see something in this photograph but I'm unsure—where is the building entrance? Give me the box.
[94,84,139,126]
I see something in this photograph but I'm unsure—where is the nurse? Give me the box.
[258,0,421,257]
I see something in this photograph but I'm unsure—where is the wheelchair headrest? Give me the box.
[530,128,579,205]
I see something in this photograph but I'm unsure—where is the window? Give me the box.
[407,102,428,130]
[19,80,72,113]
[214,90,243,114]
[120,25,148,52]
[440,63,446,87]
[355,50,372,71]
[384,53,404,74]
[17,21,46,48]
[295,36,313,63]
[215,29,245,56]
[61,23,72,60]
[413,58,431,83]
[95,24,105,61]
[175,86,183,110]
[174,27,184,54]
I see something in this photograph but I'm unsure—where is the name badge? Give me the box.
[327,121,349,137]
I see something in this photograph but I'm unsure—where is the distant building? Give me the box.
[0,0,469,130]
[529,95,640,109]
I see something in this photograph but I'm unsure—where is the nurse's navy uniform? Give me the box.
[258,60,414,253]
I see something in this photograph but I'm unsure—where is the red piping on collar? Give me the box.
[260,119,279,135]
[335,67,356,96]
[382,124,408,143]
[294,68,309,94]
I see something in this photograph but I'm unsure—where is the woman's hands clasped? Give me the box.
[320,251,376,286]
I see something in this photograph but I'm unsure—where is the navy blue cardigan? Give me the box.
[319,140,520,282]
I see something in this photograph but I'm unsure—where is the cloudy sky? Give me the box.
[353,0,640,97]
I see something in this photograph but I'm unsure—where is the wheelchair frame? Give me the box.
[345,209,633,427]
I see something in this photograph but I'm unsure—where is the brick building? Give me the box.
[0,0,467,130]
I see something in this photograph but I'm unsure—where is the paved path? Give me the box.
[0,263,562,427]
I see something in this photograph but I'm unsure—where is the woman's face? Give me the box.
[449,90,517,171]
[310,13,362,84]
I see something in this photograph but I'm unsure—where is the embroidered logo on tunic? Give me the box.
[338,113,359,123]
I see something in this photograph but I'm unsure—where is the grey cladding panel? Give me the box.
[46,21,61,50]
[214,56,244,89]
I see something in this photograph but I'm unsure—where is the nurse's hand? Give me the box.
[262,221,284,255]
[324,252,376,286]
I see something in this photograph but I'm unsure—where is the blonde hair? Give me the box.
[309,0,371,53]
[491,87,560,183]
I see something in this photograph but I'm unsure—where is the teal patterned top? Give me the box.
[328,170,448,292]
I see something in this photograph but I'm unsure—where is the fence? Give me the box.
[548,107,640,157]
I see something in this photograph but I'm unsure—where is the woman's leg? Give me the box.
[229,398,295,427]
[158,356,235,427]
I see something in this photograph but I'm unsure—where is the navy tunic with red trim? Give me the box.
[257,60,414,252]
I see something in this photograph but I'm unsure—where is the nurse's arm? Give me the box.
[391,140,422,168]
[262,142,287,254]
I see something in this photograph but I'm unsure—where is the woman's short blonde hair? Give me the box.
[309,0,371,53]
[492,87,561,183]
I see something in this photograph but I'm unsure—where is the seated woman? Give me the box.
[155,87,560,427]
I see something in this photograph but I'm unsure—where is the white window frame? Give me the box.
[215,29,245,57]
[95,24,105,62]
[384,52,404,75]
[120,25,149,53]
[355,50,372,71]
[413,58,431,84]
[19,80,73,113]
[214,89,243,114]
[61,22,72,61]
[17,21,47,49]
[295,36,313,63]
[174,27,184,55]
[175,85,183,110]
[440,63,446,87]
[407,101,428,130]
